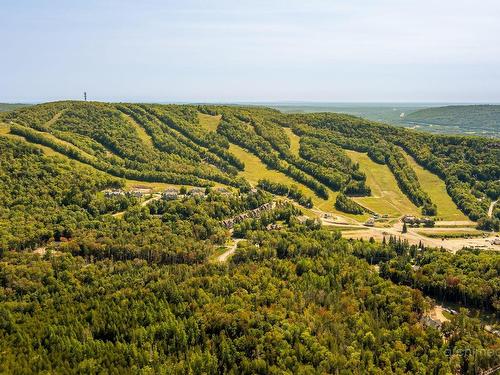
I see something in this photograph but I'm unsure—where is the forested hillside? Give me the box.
[0,105,499,373]
[1,101,498,224]
[0,103,31,112]
[405,105,500,138]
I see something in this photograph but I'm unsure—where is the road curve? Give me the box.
[217,239,244,262]
[488,200,497,218]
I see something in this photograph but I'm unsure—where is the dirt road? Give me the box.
[217,238,244,262]
[339,221,500,253]
[488,200,498,218]
[112,194,161,217]
[428,305,450,324]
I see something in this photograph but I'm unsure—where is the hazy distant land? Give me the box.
[267,103,499,138]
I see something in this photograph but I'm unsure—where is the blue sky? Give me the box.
[1,0,499,103]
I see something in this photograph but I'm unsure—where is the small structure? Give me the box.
[485,325,500,337]
[492,238,500,245]
[443,307,458,315]
[402,215,417,224]
[126,186,152,198]
[296,215,310,224]
[215,187,232,196]
[266,223,282,231]
[162,187,180,201]
[402,215,434,227]
[104,189,125,197]
[364,218,375,227]
[189,187,206,197]
[421,316,443,330]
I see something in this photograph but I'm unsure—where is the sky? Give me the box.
[1,0,500,103]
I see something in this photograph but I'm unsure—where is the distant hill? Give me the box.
[268,103,499,137]
[0,103,31,112]
[404,105,499,137]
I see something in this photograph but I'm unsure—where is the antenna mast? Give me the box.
[84,92,87,101]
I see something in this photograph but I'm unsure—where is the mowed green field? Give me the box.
[229,142,370,221]
[198,113,221,132]
[234,136,379,221]
[198,113,369,221]
[346,150,420,217]
[401,150,467,221]
[228,142,316,193]
[284,127,301,156]
[0,122,73,158]
[122,113,155,149]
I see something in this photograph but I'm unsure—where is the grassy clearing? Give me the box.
[207,246,229,263]
[401,149,467,221]
[1,123,69,158]
[284,127,301,156]
[198,113,221,132]
[1,123,219,191]
[229,142,312,188]
[228,142,368,221]
[415,229,488,239]
[122,113,155,149]
[0,122,10,134]
[123,179,225,192]
[325,225,369,231]
[434,222,477,228]
[44,110,66,128]
[345,150,420,217]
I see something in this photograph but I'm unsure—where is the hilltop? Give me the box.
[0,101,498,251]
[1,101,498,217]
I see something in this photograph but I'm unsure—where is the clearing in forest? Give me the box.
[284,127,301,156]
[229,142,312,189]
[44,110,66,128]
[345,150,420,217]
[228,142,366,221]
[122,113,155,149]
[401,151,467,221]
[198,113,221,132]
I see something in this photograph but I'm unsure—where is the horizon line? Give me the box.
[2,99,500,106]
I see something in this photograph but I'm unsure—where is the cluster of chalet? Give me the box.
[266,223,282,231]
[364,218,375,227]
[222,201,285,229]
[104,187,152,198]
[402,215,435,227]
[162,186,232,201]
[364,213,389,227]
[364,211,389,227]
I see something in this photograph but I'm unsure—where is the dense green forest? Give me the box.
[0,102,499,373]
[335,193,365,215]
